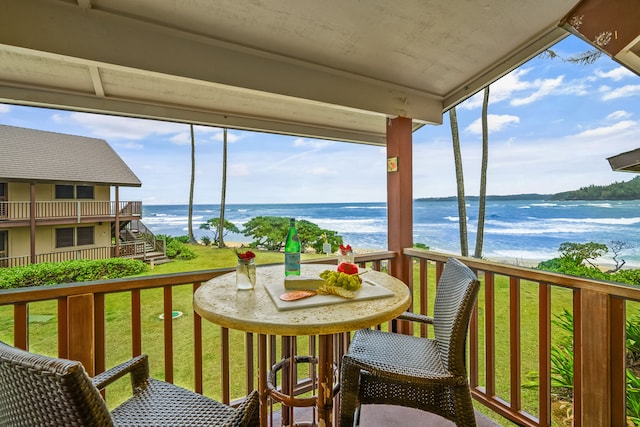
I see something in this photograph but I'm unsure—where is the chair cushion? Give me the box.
[111,378,239,426]
[346,328,456,383]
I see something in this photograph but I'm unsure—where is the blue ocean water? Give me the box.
[142,199,640,267]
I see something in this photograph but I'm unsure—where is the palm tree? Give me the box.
[218,128,228,248]
[474,86,489,258]
[187,124,197,244]
[449,107,469,257]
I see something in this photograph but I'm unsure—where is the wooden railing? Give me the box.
[0,200,141,221]
[0,250,635,425]
[0,246,114,267]
[0,242,152,268]
[403,249,637,427]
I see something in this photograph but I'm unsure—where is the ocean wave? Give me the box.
[548,217,640,225]
[308,218,386,233]
[530,203,557,207]
[342,206,387,210]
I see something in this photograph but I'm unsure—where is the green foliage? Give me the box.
[241,216,343,253]
[551,176,640,201]
[165,239,197,260]
[199,218,241,246]
[304,224,342,254]
[0,258,148,289]
[241,216,289,251]
[627,370,640,424]
[414,242,430,250]
[201,236,211,246]
[558,241,608,267]
[628,314,640,362]
[550,346,574,390]
[541,308,640,422]
[537,241,640,286]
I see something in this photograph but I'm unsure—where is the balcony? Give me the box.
[0,250,635,426]
[0,200,142,226]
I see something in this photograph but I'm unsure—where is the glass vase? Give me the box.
[236,259,256,290]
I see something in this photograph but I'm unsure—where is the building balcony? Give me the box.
[0,200,142,226]
[0,250,634,426]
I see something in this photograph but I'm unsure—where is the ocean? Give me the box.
[142,199,640,267]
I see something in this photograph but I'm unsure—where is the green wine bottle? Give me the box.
[284,218,301,276]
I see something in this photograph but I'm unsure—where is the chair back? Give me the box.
[432,258,480,375]
[0,341,114,427]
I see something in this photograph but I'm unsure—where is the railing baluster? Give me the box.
[193,282,204,394]
[131,289,142,356]
[509,277,521,411]
[419,258,429,337]
[94,293,106,375]
[485,271,496,397]
[13,303,28,350]
[163,286,173,383]
[221,327,230,404]
[539,282,551,426]
[57,298,68,358]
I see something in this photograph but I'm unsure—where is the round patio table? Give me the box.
[193,263,411,427]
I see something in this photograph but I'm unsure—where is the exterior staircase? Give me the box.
[118,220,171,266]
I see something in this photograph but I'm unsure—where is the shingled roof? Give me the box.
[0,124,141,187]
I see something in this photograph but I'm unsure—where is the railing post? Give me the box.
[575,288,624,425]
[67,293,95,376]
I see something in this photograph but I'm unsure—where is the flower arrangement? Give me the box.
[233,248,256,290]
[234,248,256,263]
[339,244,352,256]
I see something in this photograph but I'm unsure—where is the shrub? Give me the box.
[165,239,197,260]
[0,258,148,289]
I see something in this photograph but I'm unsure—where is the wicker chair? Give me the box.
[340,257,481,427]
[0,341,259,427]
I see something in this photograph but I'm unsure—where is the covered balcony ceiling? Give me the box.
[0,0,638,146]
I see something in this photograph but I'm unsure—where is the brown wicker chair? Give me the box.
[340,257,481,427]
[0,341,259,427]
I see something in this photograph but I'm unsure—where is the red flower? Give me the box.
[234,249,256,261]
[337,262,358,275]
[339,244,352,255]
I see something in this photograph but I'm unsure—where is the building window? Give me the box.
[76,226,94,245]
[76,185,94,199]
[55,184,95,199]
[55,185,75,199]
[55,226,94,248]
[56,228,75,248]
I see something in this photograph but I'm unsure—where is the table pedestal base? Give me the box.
[262,335,339,427]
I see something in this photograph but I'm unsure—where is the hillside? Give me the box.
[550,176,640,200]
[415,176,640,202]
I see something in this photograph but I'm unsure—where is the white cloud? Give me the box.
[211,129,242,143]
[293,137,334,149]
[511,76,564,106]
[570,120,637,138]
[65,112,185,140]
[606,110,632,121]
[114,141,144,150]
[460,68,533,109]
[229,163,251,177]
[595,67,636,81]
[602,85,640,100]
[465,114,520,134]
[309,167,338,176]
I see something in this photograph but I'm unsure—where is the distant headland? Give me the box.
[415,176,640,202]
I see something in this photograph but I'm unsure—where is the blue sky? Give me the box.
[1,35,639,205]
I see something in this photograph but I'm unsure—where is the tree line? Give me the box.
[550,176,640,201]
